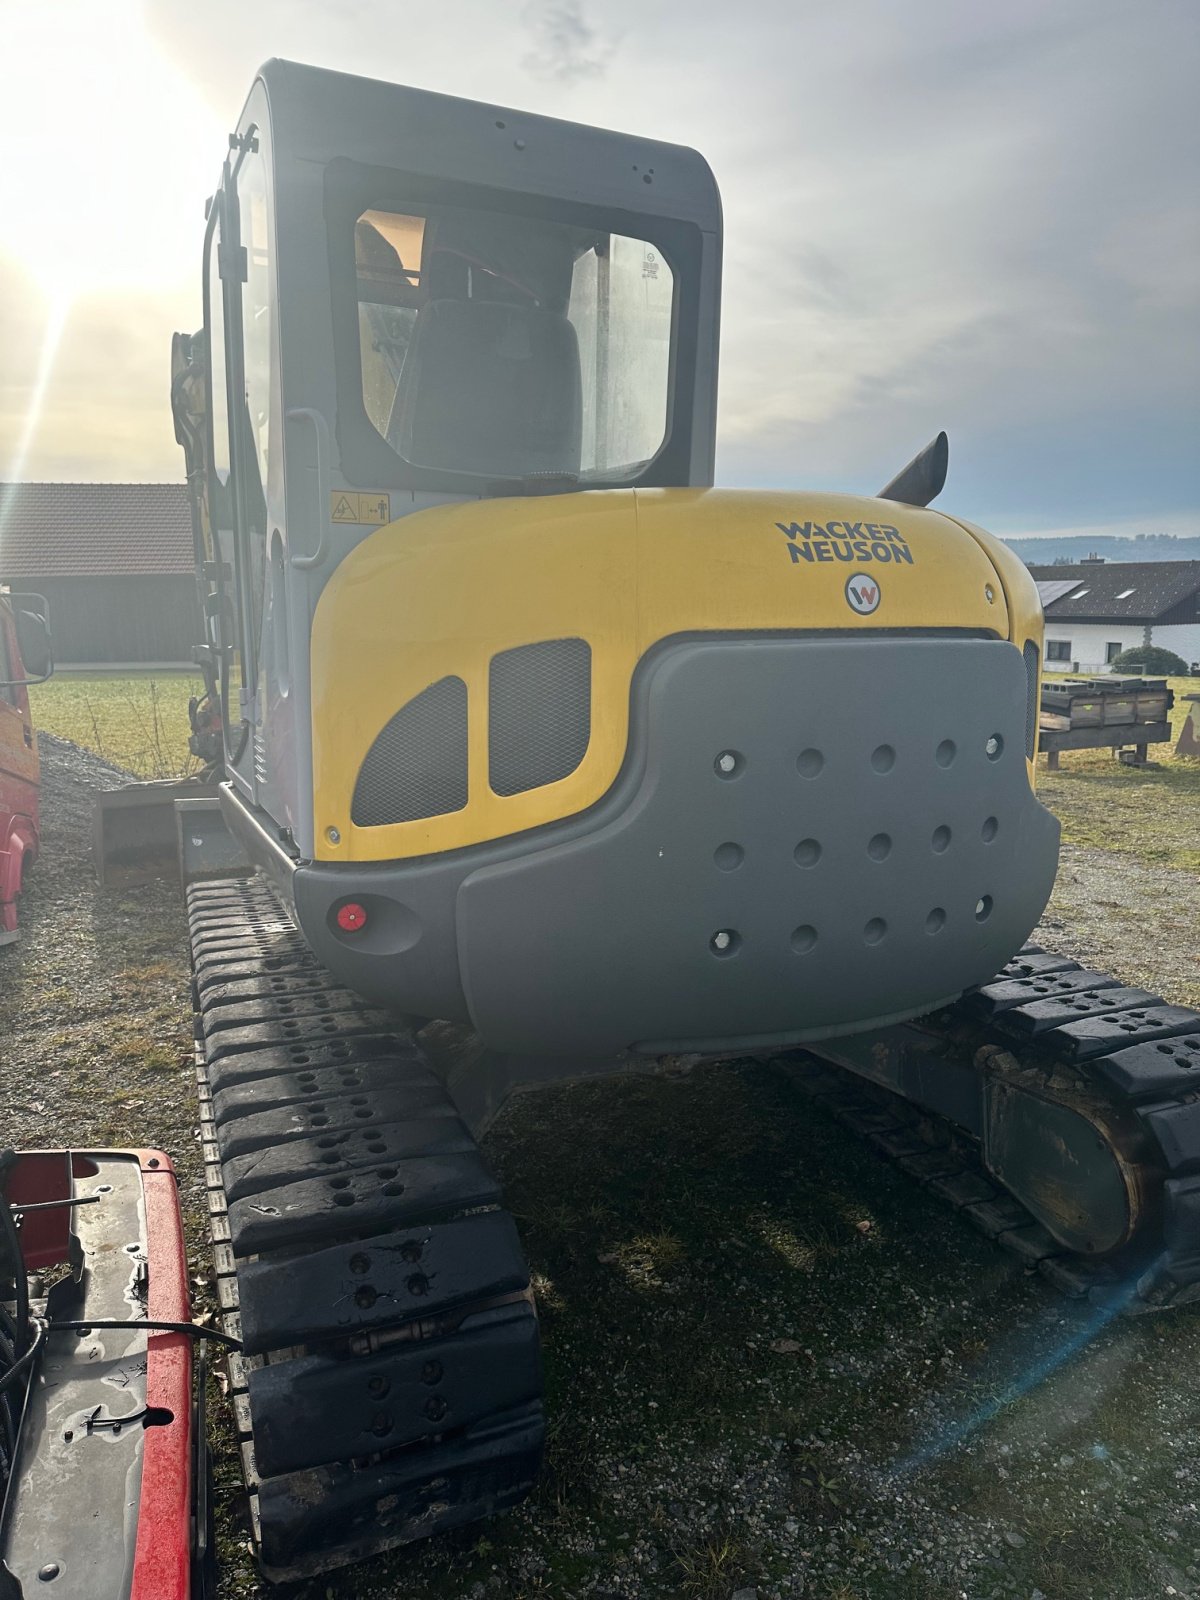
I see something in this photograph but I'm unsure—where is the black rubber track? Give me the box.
[193,883,1200,1580]
[188,878,543,1583]
[784,942,1200,1310]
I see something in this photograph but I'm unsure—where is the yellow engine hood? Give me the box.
[310,487,1041,861]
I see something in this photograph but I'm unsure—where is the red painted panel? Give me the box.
[128,1150,194,1600]
[1,1151,73,1270]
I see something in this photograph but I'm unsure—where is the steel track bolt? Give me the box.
[354,1285,378,1309]
[985,584,995,603]
[421,1359,443,1386]
[424,1395,448,1422]
[370,1410,393,1437]
[37,1563,60,1582]
[349,1252,370,1275]
[325,826,341,845]
[400,1240,422,1263]
[367,1375,390,1399]
[407,1273,430,1296]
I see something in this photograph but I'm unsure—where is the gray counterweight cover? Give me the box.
[456,637,1060,1053]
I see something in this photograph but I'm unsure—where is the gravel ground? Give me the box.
[1037,842,1200,1011]
[2,737,1199,1600]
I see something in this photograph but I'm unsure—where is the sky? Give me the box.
[0,0,1196,542]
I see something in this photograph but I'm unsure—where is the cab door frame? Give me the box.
[203,112,276,802]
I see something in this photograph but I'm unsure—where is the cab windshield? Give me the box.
[355,204,675,486]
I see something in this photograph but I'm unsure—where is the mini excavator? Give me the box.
[168,60,1200,1580]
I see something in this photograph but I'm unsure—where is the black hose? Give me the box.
[0,1317,46,1398]
[50,1318,242,1352]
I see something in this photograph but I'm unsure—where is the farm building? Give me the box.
[1029,557,1200,673]
[0,482,199,667]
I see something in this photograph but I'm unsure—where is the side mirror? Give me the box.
[10,597,53,683]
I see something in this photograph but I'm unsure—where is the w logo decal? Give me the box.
[845,575,881,615]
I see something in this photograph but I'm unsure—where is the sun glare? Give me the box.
[0,0,222,301]
[0,0,223,489]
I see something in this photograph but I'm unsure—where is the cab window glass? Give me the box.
[236,144,271,673]
[239,153,272,496]
[355,205,674,483]
[206,223,230,486]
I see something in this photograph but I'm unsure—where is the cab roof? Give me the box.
[249,58,722,231]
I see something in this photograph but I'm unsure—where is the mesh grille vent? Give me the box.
[351,675,468,827]
[489,638,591,797]
[1023,640,1040,760]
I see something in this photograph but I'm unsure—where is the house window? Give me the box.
[1106,641,1123,664]
[1047,640,1072,663]
[1115,588,1135,600]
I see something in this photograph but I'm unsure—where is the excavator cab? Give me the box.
[174,58,1058,1061]
[173,60,718,812]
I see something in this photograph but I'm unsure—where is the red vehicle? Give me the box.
[0,590,51,943]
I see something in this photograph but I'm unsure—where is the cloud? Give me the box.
[1,0,1195,541]
[521,2,613,85]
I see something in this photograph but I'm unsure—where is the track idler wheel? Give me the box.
[980,1047,1160,1261]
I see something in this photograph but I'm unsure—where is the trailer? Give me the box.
[1038,676,1176,769]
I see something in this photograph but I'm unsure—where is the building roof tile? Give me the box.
[0,482,193,577]
[1028,560,1200,622]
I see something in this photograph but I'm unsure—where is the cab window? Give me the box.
[355,204,675,485]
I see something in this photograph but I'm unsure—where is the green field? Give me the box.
[29,672,203,778]
[28,671,1200,871]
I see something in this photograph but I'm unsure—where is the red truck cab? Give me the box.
[0,593,51,944]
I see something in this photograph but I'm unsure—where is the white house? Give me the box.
[1029,559,1200,674]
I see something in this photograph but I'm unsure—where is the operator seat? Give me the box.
[389,297,583,479]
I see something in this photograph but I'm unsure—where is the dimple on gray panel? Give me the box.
[351,675,468,827]
[488,638,591,797]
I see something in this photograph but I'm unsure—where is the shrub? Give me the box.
[1108,644,1189,676]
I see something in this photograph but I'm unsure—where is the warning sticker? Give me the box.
[357,493,391,526]
[330,491,392,525]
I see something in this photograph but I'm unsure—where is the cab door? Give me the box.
[203,109,274,801]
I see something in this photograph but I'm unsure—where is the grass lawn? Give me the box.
[1037,676,1200,874]
[29,671,204,779]
[29,671,1200,872]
